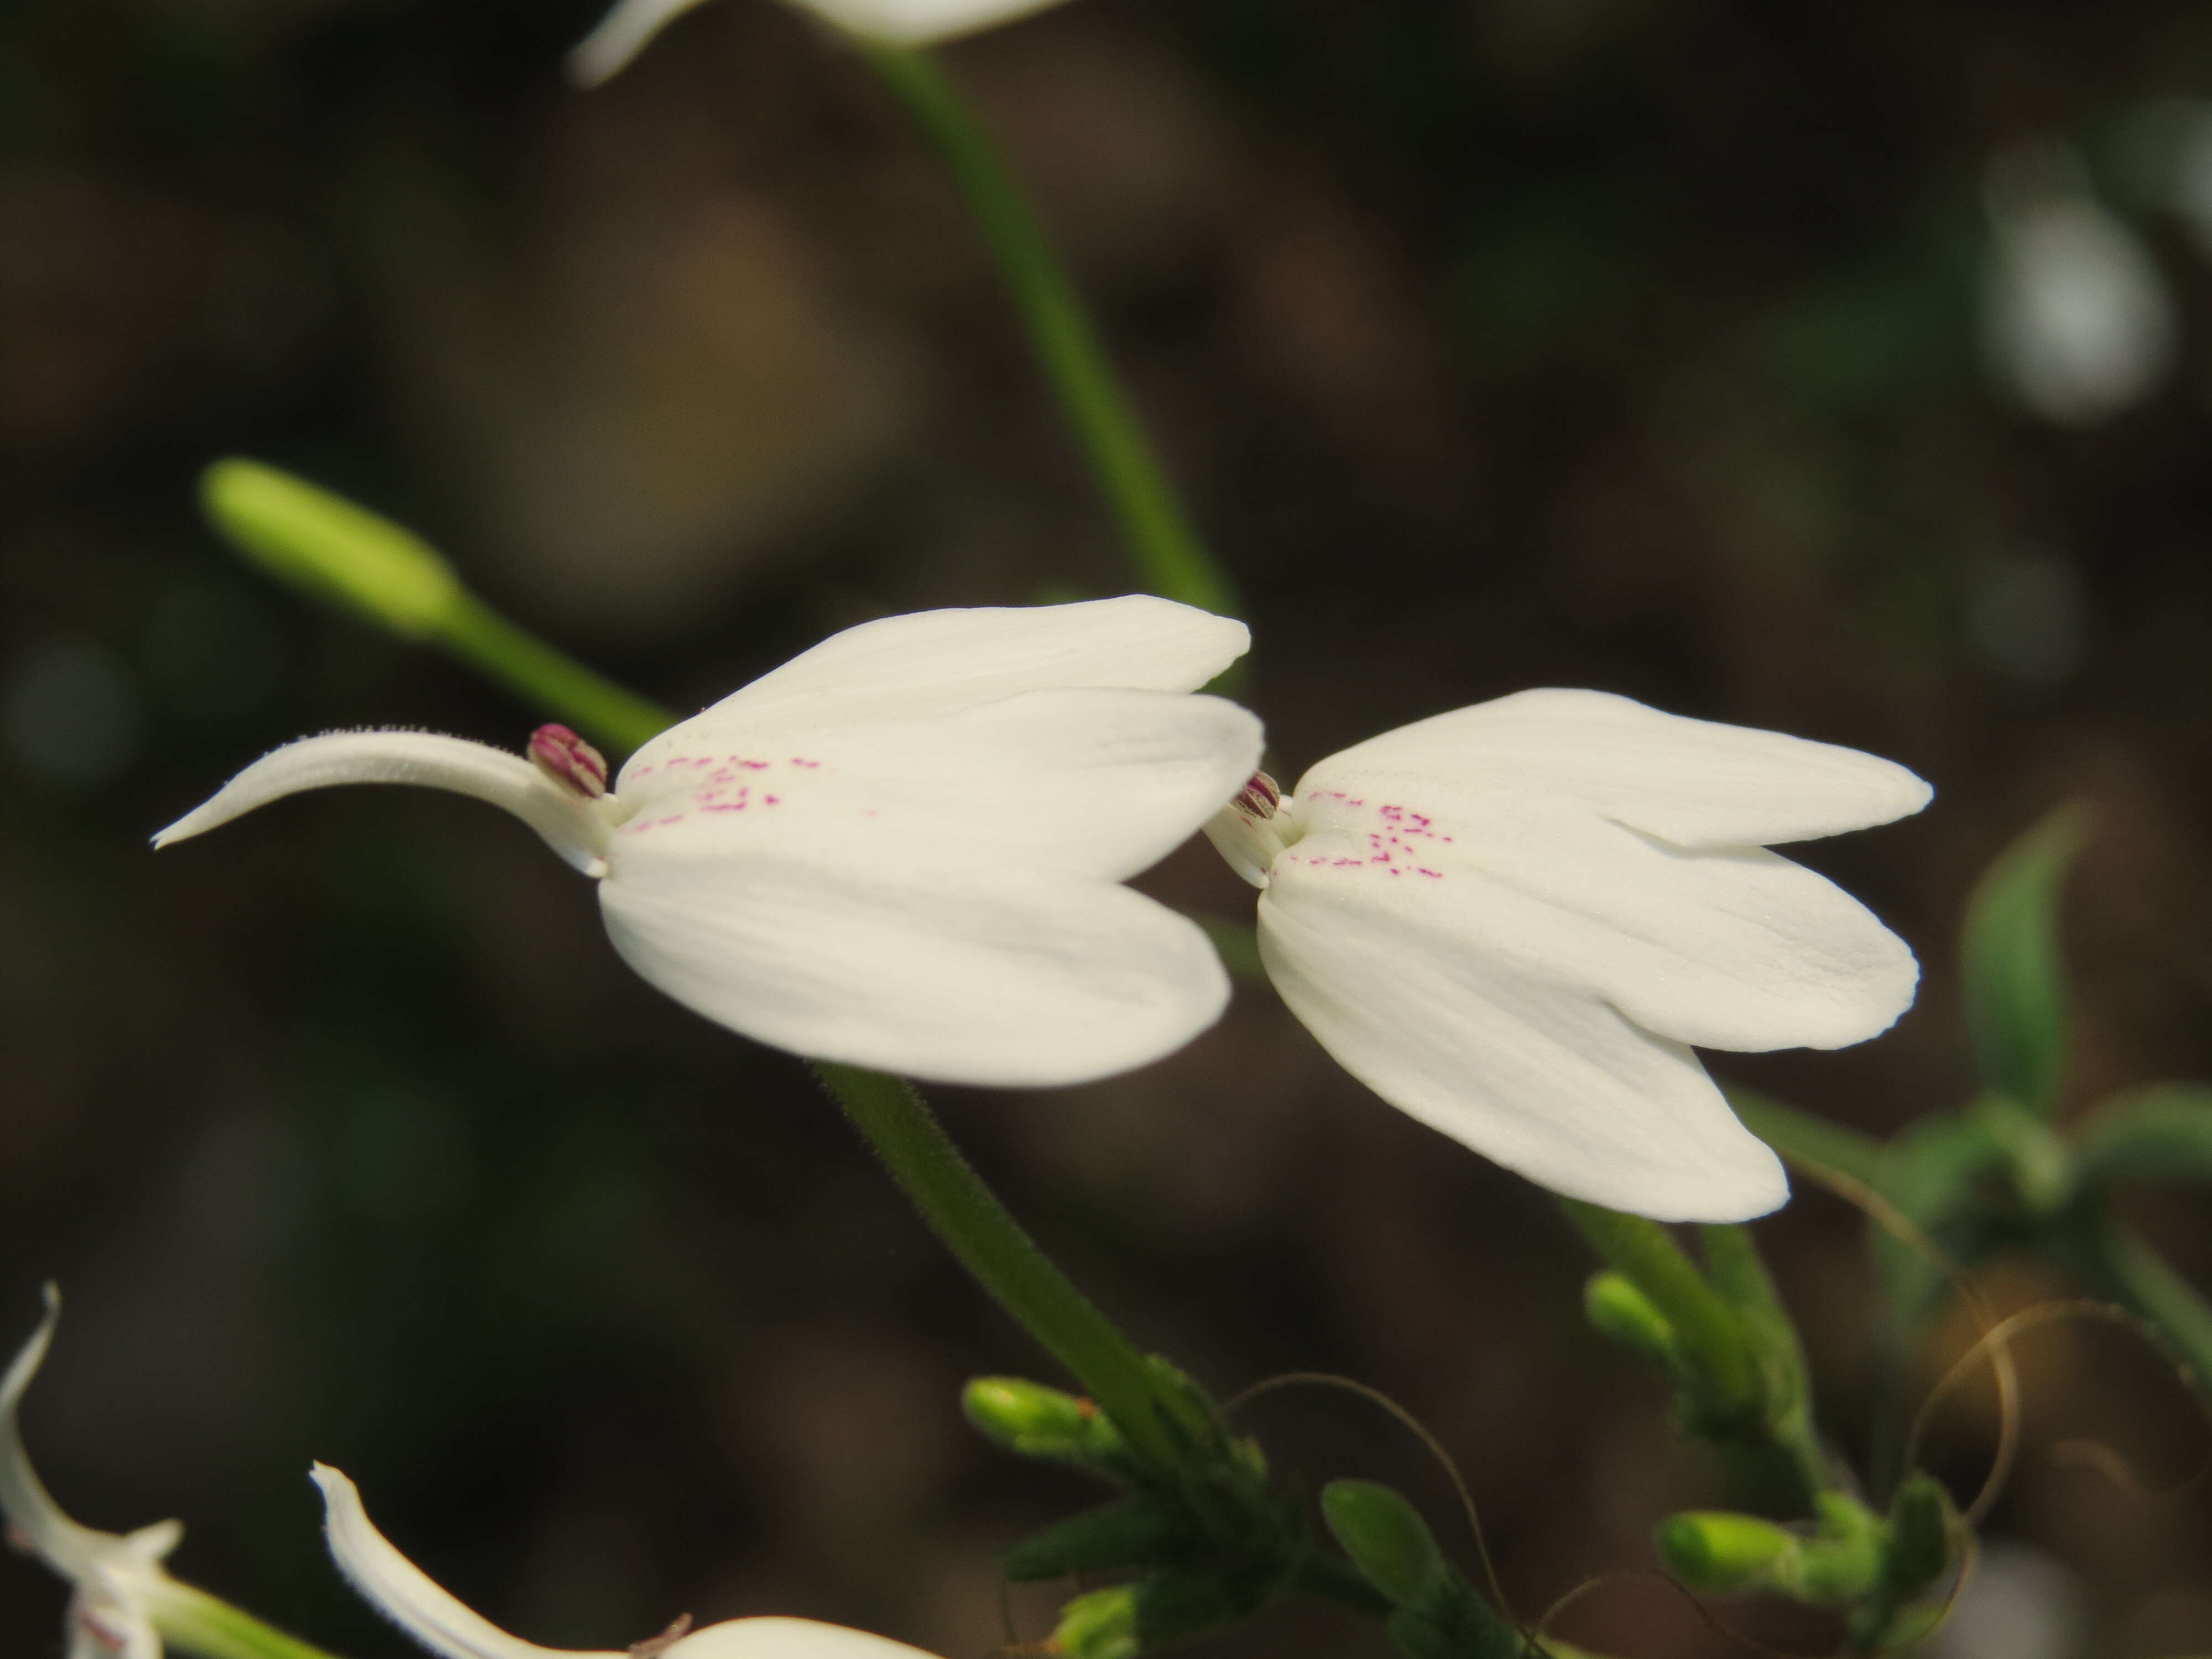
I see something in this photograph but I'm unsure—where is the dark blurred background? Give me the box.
[4,1,2212,1655]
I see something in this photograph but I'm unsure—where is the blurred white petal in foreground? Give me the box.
[571,0,1073,86]
[1205,689,1932,1223]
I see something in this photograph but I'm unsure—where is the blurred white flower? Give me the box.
[1980,142,2178,426]
[313,1465,939,1659]
[570,0,1073,86]
[1204,690,1931,1223]
[156,598,1261,1088]
[1,1288,186,1659]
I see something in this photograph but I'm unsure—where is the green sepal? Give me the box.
[1961,806,2089,1119]
[1319,1480,1448,1610]
[1969,1093,2076,1217]
[962,1376,1137,1483]
[1378,1575,1528,1659]
[2073,1084,2212,1188]
[1880,1473,1953,1599]
[1725,1085,1886,1190]
[1001,1494,1197,1582]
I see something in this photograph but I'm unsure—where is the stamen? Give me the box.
[529,725,610,800]
[1233,771,1282,820]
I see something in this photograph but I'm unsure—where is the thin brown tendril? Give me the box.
[1222,1370,1539,1652]
[1906,1300,2212,1516]
[1766,1146,2023,1521]
[1536,1569,1804,1659]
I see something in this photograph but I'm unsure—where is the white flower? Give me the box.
[312,1465,938,1659]
[1,1288,187,1659]
[1203,689,1932,1223]
[569,0,1072,86]
[156,598,1261,1088]
[1979,141,2178,426]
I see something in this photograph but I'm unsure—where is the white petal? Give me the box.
[796,0,1071,43]
[602,860,1227,1086]
[609,688,1261,883]
[627,598,1247,762]
[1,1287,122,1580]
[670,1618,942,1659]
[1256,885,1786,1222]
[1276,795,1918,1053]
[152,731,613,876]
[70,1571,161,1659]
[566,0,715,86]
[312,1467,621,1659]
[1303,688,1930,850]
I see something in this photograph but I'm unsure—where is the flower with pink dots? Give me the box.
[1204,689,1932,1223]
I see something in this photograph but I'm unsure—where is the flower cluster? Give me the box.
[159,597,1930,1225]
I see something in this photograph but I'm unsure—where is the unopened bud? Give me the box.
[963,1377,1130,1475]
[1655,1510,1797,1593]
[201,458,462,639]
[1232,771,1281,820]
[1321,1480,1448,1610]
[1882,1474,1953,1597]
[1050,1586,1139,1659]
[530,724,609,799]
[1584,1271,1679,1368]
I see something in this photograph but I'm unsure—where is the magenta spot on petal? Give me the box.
[791,757,820,768]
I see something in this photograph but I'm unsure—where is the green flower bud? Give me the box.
[1051,1587,1140,1659]
[1002,1494,1194,1583]
[201,460,461,639]
[962,1377,1131,1477]
[1321,1480,1448,1611]
[1583,1271,1679,1369]
[1655,1510,1796,1593]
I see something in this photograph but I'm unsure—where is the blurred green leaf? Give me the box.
[1725,1086,1885,1189]
[1961,806,2091,1118]
[2074,1084,2212,1187]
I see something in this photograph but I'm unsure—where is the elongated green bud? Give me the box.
[202,460,461,639]
[1584,1270,1680,1368]
[1656,1511,1796,1592]
[962,1377,1133,1478]
[1882,1474,1952,1597]
[1051,1586,1140,1659]
[1322,1480,1449,1611]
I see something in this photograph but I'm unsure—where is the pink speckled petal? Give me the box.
[1306,688,1930,851]
[1271,792,1918,1055]
[611,688,1259,884]
[602,862,1227,1086]
[629,597,1246,750]
[1255,877,1787,1223]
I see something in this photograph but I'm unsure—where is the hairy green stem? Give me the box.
[814,1062,1182,1472]
[147,1580,348,1659]
[1557,1201,1763,1427]
[860,41,1242,624]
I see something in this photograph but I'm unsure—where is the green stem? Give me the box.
[435,592,673,754]
[860,41,1242,624]
[1557,1201,1763,1427]
[2070,1218,2212,1394]
[147,1580,349,1659]
[813,1062,1181,1472]
[1699,1223,1834,1505]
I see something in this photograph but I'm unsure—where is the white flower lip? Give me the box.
[1,1287,186,1659]
[312,1465,940,1659]
[154,597,1261,1089]
[1211,688,1934,1223]
[568,0,1073,87]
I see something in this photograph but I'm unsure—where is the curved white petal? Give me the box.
[312,1466,621,1659]
[1256,884,1787,1222]
[70,1569,162,1659]
[1277,795,1918,1053]
[567,0,714,86]
[669,1619,942,1659]
[152,731,614,876]
[602,858,1227,1086]
[799,0,1070,43]
[1303,688,1930,851]
[628,598,1247,763]
[1,1288,115,1579]
[610,689,1260,884]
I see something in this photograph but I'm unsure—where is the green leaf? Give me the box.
[1724,1086,1885,1190]
[1960,806,2091,1117]
[2073,1084,2212,1187]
